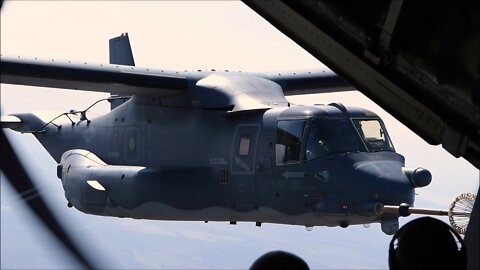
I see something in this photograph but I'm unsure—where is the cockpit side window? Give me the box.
[276,120,306,165]
[352,119,394,152]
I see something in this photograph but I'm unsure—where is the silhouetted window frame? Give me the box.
[276,120,307,165]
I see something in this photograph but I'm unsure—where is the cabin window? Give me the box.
[352,119,394,152]
[239,135,251,156]
[276,120,306,164]
[305,118,364,160]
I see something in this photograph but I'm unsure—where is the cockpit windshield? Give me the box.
[351,118,394,152]
[304,117,394,161]
[305,118,364,160]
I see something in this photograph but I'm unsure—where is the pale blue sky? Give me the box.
[1,2,478,269]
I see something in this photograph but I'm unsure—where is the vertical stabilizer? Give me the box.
[109,33,135,66]
[108,33,134,109]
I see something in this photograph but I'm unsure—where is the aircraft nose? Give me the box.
[355,161,416,205]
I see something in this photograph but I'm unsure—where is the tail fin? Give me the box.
[109,33,135,66]
[108,33,134,110]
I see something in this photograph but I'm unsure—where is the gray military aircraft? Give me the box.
[1,33,448,235]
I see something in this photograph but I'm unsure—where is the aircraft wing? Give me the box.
[0,56,188,97]
[260,69,355,95]
[1,56,353,98]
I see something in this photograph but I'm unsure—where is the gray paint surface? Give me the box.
[2,34,421,235]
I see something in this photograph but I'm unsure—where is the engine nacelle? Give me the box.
[59,149,146,216]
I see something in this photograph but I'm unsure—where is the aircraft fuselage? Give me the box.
[12,95,417,234]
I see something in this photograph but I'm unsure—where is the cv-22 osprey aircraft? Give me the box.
[2,33,470,235]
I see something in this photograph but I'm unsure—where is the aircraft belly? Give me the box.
[103,203,379,227]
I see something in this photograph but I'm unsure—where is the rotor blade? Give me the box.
[0,129,95,269]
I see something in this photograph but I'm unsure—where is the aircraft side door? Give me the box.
[230,124,260,210]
